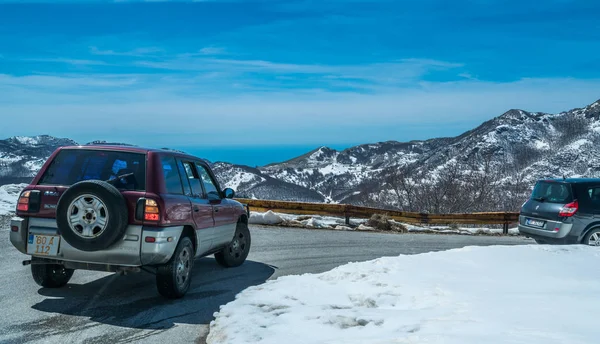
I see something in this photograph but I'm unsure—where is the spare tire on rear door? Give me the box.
[56,180,129,252]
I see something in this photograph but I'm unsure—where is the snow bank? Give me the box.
[208,245,600,344]
[0,183,27,229]
[0,183,26,216]
[248,211,286,225]
[248,211,519,235]
[403,222,520,236]
[249,211,365,229]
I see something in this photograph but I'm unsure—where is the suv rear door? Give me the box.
[33,148,147,222]
[177,160,214,255]
[521,180,574,222]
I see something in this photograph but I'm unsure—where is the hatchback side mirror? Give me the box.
[223,188,235,199]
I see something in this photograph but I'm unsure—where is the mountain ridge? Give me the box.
[2,98,600,210]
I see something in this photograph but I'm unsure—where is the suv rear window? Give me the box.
[39,149,146,191]
[531,181,573,204]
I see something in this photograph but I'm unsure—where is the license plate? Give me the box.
[27,234,60,256]
[526,219,545,227]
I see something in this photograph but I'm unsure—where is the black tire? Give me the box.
[583,228,600,246]
[31,257,74,288]
[56,180,128,252]
[215,221,251,268]
[534,239,549,245]
[156,236,194,299]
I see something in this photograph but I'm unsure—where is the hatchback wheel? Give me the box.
[584,229,600,247]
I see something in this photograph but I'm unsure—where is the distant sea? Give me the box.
[174,144,353,167]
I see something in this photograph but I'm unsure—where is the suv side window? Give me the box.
[195,163,220,200]
[160,155,183,194]
[588,187,600,209]
[176,159,192,196]
[182,161,204,197]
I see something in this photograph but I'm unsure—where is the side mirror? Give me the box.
[223,188,235,199]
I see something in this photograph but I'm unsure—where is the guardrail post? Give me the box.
[344,204,350,225]
[419,213,429,225]
[502,213,509,235]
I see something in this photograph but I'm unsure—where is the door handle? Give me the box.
[214,207,220,213]
[193,207,200,213]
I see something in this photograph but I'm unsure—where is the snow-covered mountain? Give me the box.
[0,135,78,185]
[1,98,599,211]
[219,98,600,208]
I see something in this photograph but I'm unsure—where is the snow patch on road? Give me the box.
[208,245,600,344]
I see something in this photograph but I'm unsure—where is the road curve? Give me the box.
[0,225,531,344]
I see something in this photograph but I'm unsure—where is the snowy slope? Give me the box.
[0,135,77,182]
[211,162,325,202]
[260,142,436,202]
[208,245,600,344]
[258,98,600,205]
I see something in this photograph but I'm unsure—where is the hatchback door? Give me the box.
[521,181,575,224]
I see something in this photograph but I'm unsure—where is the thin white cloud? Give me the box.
[0,73,139,89]
[89,46,163,57]
[134,56,463,87]
[23,58,109,66]
[198,47,226,55]
[1,73,599,147]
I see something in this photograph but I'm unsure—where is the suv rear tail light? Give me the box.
[143,199,160,222]
[559,200,579,217]
[16,191,31,212]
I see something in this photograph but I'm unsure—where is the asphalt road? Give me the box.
[0,226,532,344]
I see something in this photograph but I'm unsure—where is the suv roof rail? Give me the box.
[160,147,188,154]
[86,141,137,146]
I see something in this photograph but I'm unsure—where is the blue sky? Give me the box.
[1,0,599,165]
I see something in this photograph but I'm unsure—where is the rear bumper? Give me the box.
[10,217,182,267]
[518,215,578,243]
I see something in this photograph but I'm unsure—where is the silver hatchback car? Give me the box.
[518,178,600,246]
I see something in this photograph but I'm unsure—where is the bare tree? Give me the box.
[386,165,417,210]
[553,114,588,146]
[462,153,503,212]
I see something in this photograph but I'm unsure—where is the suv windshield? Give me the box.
[531,181,573,204]
[39,149,146,191]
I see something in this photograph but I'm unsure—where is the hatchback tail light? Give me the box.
[559,200,579,217]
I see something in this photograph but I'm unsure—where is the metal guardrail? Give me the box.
[236,198,520,234]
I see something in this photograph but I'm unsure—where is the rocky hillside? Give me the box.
[219,98,600,209]
[0,135,78,185]
[1,98,599,211]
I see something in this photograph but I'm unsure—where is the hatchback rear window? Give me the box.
[531,181,573,204]
[39,149,146,191]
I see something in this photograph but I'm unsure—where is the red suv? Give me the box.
[9,145,250,298]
